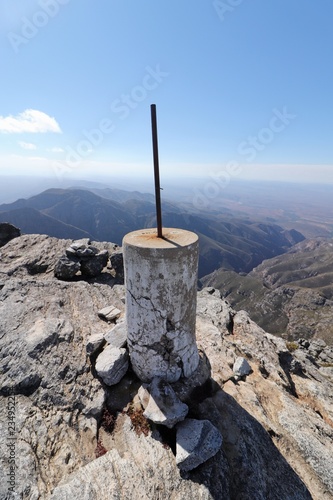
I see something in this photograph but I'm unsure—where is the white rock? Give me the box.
[140,378,188,428]
[233,357,252,378]
[95,346,128,386]
[98,306,121,321]
[176,418,223,471]
[104,321,127,348]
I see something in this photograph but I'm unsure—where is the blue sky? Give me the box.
[0,0,332,184]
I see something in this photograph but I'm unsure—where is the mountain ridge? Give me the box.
[0,187,305,278]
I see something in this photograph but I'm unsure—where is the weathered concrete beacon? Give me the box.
[123,227,200,383]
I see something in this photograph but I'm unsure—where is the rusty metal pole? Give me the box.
[150,104,163,238]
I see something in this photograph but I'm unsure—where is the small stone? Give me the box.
[98,306,121,321]
[95,346,129,386]
[104,321,127,348]
[140,378,188,428]
[65,246,78,258]
[110,251,124,279]
[233,357,252,378]
[176,418,222,471]
[137,384,150,409]
[70,239,91,250]
[86,332,106,356]
[54,256,80,280]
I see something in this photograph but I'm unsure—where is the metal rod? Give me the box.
[150,104,163,238]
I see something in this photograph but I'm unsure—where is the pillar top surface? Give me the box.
[123,228,198,250]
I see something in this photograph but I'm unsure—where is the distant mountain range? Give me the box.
[0,187,304,278]
[201,238,333,345]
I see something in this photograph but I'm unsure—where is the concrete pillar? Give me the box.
[123,228,200,383]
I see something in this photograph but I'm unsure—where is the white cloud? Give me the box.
[0,109,62,134]
[18,141,37,150]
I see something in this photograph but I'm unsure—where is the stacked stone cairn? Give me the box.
[54,239,109,279]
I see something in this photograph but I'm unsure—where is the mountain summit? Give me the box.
[0,234,332,499]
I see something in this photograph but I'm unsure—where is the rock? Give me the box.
[298,338,310,349]
[110,250,124,280]
[308,338,326,357]
[197,287,233,334]
[54,255,81,280]
[137,385,150,409]
[0,222,20,247]
[233,357,252,378]
[176,418,223,471]
[106,375,141,413]
[171,349,212,405]
[139,378,188,428]
[66,245,96,259]
[98,305,121,322]
[0,235,127,498]
[1,237,333,499]
[196,290,333,499]
[319,346,333,364]
[50,415,214,500]
[104,320,127,348]
[95,346,129,386]
[58,240,110,279]
[69,238,91,251]
[80,249,109,277]
[86,332,106,356]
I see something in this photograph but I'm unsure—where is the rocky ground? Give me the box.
[0,234,333,499]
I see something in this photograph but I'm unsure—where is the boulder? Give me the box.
[0,222,20,247]
[95,346,129,386]
[176,418,223,471]
[139,378,188,428]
